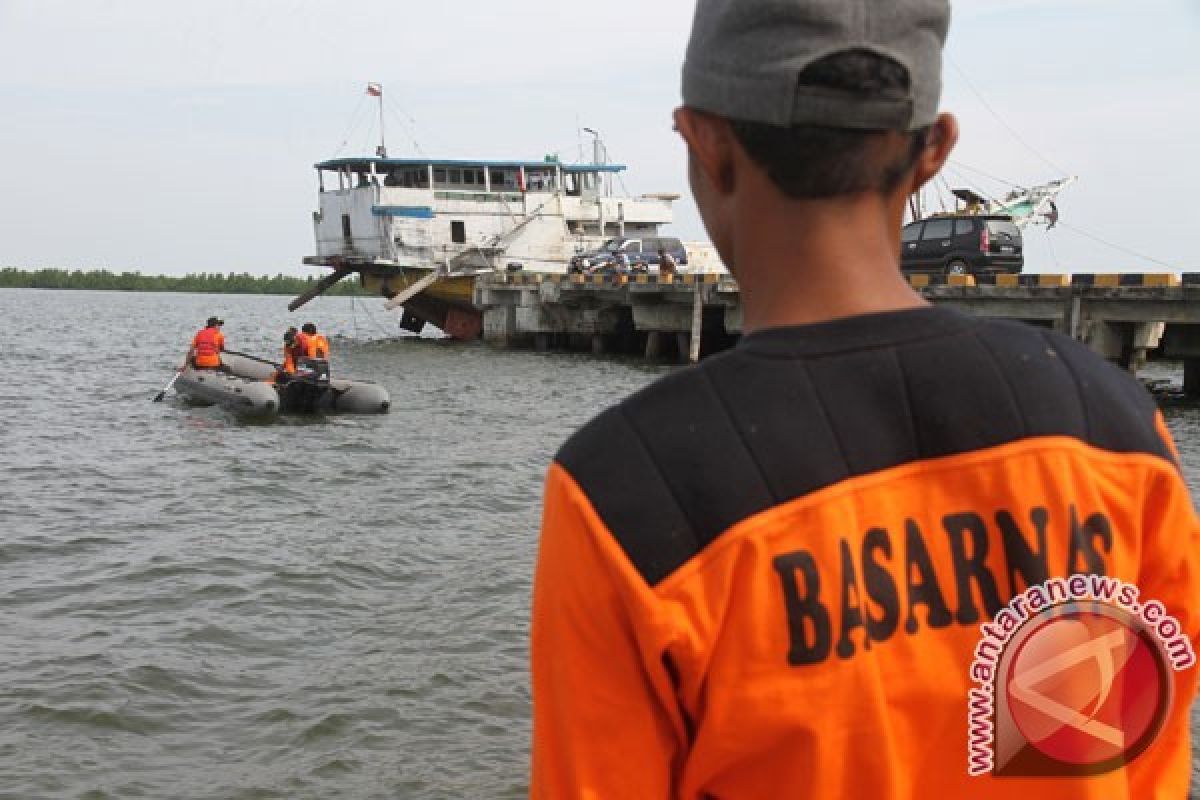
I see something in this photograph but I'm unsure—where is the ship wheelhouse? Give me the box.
[310,157,674,274]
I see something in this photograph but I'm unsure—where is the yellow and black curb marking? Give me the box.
[907,273,1184,288]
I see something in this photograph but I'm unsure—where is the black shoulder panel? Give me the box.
[554,403,700,586]
[556,310,1170,587]
[1036,327,1168,458]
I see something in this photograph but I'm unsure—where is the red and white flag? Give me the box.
[366,82,382,97]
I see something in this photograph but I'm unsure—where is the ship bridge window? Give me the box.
[564,172,599,196]
[383,168,429,188]
[435,167,487,190]
[571,172,598,192]
[451,220,466,243]
[526,168,557,192]
[490,169,517,190]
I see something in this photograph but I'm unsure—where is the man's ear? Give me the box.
[909,112,959,194]
[673,107,737,195]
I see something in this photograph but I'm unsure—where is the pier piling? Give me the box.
[689,284,704,363]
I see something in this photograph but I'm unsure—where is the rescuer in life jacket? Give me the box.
[272,327,303,384]
[183,316,225,370]
[298,322,331,384]
[300,323,330,360]
[274,325,330,386]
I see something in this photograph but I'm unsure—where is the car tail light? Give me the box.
[980,226,989,253]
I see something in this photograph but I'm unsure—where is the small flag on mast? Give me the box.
[366,82,383,97]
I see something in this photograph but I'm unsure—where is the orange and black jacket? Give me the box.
[191,327,223,368]
[532,307,1199,799]
[305,333,330,359]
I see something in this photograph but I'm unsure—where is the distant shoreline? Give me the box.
[0,267,371,296]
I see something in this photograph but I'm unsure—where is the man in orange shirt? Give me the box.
[274,326,303,382]
[530,1,1199,797]
[301,323,330,360]
[183,316,224,370]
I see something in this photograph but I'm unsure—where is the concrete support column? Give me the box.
[644,331,663,359]
[482,306,517,346]
[675,332,690,363]
[1128,322,1165,374]
[1185,360,1200,398]
[1084,321,1127,363]
[689,286,704,363]
[1060,291,1083,340]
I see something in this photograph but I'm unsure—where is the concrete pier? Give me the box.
[475,271,1200,394]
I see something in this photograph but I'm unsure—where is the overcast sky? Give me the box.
[0,0,1196,276]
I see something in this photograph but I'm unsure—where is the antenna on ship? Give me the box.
[581,127,604,167]
[367,82,387,158]
[582,127,612,196]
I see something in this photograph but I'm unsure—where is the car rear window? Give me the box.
[660,237,682,250]
[901,223,922,242]
[922,219,953,240]
[986,220,1021,240]
[953,219,974,236]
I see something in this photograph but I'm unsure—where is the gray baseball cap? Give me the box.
[682,0,951,131]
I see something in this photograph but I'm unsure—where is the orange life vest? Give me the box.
[306,333,330,359]
[192,327,222,368]
[282,345,297,374]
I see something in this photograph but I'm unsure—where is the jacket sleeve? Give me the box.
[531,462,686,799]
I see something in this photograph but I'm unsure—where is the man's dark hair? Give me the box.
[729,50,929,199]
[302,323,317,335]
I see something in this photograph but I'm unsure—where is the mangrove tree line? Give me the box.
[0,268,372,296]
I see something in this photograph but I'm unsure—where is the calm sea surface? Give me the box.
[2,288,1197,798]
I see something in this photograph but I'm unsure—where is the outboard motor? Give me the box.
[281,358,331,413]
[296,358,331,385]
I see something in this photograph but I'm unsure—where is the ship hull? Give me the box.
[361,267,483,340]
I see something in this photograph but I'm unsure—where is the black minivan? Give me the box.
[570,236,689,272]
[900,214,1023,275]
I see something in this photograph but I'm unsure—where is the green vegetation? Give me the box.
[0,267,372,296]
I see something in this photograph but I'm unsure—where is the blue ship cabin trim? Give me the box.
[371,205,435,219]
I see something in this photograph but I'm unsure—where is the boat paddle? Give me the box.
[224,349,282,369]
[153,369,182,402]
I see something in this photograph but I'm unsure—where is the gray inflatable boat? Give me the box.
[183,352,391,416]
[174,366,280,417]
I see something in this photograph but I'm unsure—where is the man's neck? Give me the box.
[730,191,928,333]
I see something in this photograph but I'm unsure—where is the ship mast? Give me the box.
[368,82,386,158]
[582,127,610,196]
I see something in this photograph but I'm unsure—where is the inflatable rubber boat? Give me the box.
[175,365,280,417]
[174,352,390,417]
